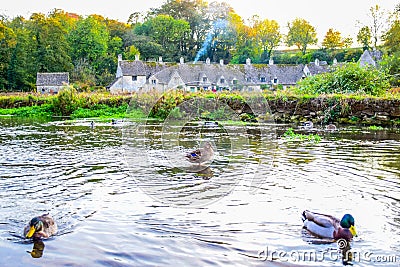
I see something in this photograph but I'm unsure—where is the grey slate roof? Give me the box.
[243,64,305,85]
[359,50,376,67]
[36,72,69,86]
[153,64,246,85]
[307,62,331,75]
[119,60,172,78]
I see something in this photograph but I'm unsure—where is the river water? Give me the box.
[0,117,399,266]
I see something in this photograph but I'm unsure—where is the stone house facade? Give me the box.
[36,72,69,94]
[108,55,331,94]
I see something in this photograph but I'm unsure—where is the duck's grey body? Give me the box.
[186,142,214,165]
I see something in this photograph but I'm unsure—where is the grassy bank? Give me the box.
[0,88,399,126]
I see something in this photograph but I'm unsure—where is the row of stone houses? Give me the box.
[36,72,69,94]
[107,55,331,93]
[36,50,379,94]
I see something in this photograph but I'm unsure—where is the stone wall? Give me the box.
[266,97,400,125]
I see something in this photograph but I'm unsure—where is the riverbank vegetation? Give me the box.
[0,81,399,126]
[0,1,400,91]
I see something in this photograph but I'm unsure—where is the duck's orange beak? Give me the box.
[26,226,36,238]
[350,225,357,237]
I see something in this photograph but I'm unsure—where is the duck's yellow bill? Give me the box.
[26,226,35,238]
[350,225,357,237]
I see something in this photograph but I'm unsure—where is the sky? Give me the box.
[1,0,398,47]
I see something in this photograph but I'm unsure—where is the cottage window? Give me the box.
[273,77,278,84]
[151,79,157,84]
[260,77,266,83]
[132,76,137,81]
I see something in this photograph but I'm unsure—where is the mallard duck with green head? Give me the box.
[24,214,58,239]
[302,210,357,241]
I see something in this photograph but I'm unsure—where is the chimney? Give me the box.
[135,54,140,61]
[159,56,163,63]
[315,58,320,66]
[220,59,224,66]
[246,58,251,65]
[118,54,122,62]
[180,57,184,64]
[206,58,211,65]
[333,58,338,65]
[269,58,274,65]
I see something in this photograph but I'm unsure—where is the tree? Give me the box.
[383,20,400,53]
[342,37,353,48]
[7,16,37,91]
[286,18,317,55]
[149,0,209,59]
[229,12,257,63]
[322,28,343,50]
[0,21,16,89]
[68,15,109,70]
[253,18,281,61]
[28,13,73,73]
[134,15,190,61]
[357,26,372,50]
[368,5,386,49]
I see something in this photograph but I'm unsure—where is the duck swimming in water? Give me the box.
[185,142,214,165]
[302,210,357,241]
[24,214,58,239]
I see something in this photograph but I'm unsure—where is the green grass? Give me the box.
[0,104,53,117]
[368,125,384,130]
[70,103,145,119]
[283,128,321,143]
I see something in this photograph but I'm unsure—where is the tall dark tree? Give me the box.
[68,15,109,70]
[28,12,73,73]
[0,20,16,90]
[149,0,209,60]
[7,17,36,91]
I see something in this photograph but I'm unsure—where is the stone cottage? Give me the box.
[108,55,331,93]
[108,54,171,93]
[148,57,259,92]
[358,49,382,67]
[36,72,69,94]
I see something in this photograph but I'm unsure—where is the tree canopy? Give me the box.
[0,1,399,91]
[286,18,318,55]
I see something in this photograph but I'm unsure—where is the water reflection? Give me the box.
[27,240,45,258]
[192,166,214,180]
[0,117,399,266]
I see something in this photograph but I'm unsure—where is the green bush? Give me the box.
[296,63,391,96]
[380,52,400,86]
[52,86,83,116]
[0,104,54,117]
[71,103,131,119]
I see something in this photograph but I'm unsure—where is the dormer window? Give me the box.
[132,76,137,81]
[260,77,266,83]
[202,76,208,82]
[151,79,156,84]
[233,79,238,85]
[220,78,225,84]
[246,77,251,82]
